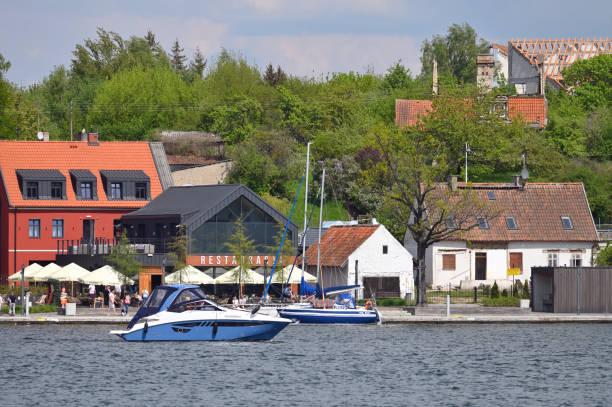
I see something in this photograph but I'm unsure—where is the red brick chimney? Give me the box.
[87,132,99,145]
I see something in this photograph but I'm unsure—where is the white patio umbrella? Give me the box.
[269,265,317,284]
[214,266,264,284]
[48,263,90,295]
[79,265,134,286]
[31,263,62,282]
[8,263,42,282]
[166,265,214,284]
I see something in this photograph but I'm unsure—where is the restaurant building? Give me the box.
[0,136,171,284]
[118,184,298,293]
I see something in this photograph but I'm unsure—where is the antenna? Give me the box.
[521,154,529,180]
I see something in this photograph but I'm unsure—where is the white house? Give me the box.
[302,224,413,300]
[404,180,599,290]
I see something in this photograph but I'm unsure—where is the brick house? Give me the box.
[0,136,171,283]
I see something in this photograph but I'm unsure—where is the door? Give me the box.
[475,252,487,280]
[82,219,95,243]
[509,252,523,274]
[151,274,162,290]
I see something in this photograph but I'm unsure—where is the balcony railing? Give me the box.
[57,238,170,256]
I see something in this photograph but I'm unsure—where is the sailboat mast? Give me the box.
[302,142,311,283]
[317,167,325,309]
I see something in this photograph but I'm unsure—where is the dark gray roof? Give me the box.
[69,169,96,179]
[16,169,65,180]
[100,170,149,180]
[303,227,329,248]
[122,184,298,233]
[149,142,173,190]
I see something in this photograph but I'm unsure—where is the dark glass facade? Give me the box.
[190,196,292,254]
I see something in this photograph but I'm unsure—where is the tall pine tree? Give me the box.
[189,47,207,79]
[170,39,187,74]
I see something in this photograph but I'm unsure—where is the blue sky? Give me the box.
[1,0,610,85]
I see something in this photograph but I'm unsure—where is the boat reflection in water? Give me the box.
[110,285,291,341]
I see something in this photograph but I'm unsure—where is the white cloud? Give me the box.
[230,33,420,77]
[242,0,408,17]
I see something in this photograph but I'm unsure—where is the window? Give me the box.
[446,217,456,229]
[29,219,40,238]
[547,253,558,267]
[561,216,573,230]
[477,216,489,230]
[52,219,64,238]
[382,245,388,254]
[516,83,527,94]
[135,182,147,199]
[26,182,39,199]
[51,182,63,199]
[487,191,496,200]
[442,254,456,271]
[80,182,92,199]
[110,183,122,199]
[505,216,518,230]
[570,253,582,267]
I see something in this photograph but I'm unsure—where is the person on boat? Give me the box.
[60,287,68,309]
[282,286,293,302]
[365,300,373,310]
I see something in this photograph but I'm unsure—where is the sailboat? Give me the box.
[277,167,381,324]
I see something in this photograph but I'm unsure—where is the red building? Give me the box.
[0,136,171,284]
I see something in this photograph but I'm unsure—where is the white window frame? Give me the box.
[570,253,582,267]
[547,253,558,267]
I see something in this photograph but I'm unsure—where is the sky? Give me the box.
[1,0,610,86]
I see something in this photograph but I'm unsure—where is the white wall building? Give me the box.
[405,180,599,290]
[303,224,413,300]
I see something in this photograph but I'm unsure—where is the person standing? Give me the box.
[108,290,117,315]
[103,286,110,308]
[60,287,68,309]
[123,294,131,316]
[88,284,96,307]
[141,288,149,302]
[8,292,17,316]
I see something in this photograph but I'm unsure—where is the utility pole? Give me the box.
[70,100,73,141]
[37,98,40,132]
[464,142,472,183]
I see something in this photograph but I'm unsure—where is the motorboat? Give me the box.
[110,284,291,341]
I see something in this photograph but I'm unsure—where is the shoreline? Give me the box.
[2,306,611,325]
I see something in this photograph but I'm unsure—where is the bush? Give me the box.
[490,281,500,298]
[1,304,58,314]
[483,296,520,307]
[358,298,408,306]
[513,281,522,298]
[501,289,508,297]
[522,280,530,300]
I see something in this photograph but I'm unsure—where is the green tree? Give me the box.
[381,61,413,90]
[209,96,262,144]
[420,23,488,84]
[227,141,280,194]
[167,225,189,282]
[226,216,256,297]
[263,63,287,86]
[266,228,294,284]
[189,47,207,79]
[368,123,493,305]
[107,232,141,285]
[170,39,187,75]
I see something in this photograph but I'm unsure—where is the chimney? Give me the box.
[448,175,458,192]
[476,54,495,93]
[535,54,546,96]
[511,174,524,188]
[432,59,438,96]
[87,132,99,146]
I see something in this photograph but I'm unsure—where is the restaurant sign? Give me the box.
[187,255,283,267]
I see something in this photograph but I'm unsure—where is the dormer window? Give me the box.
[16,169,66,200]
[561,216,573,230]
[70,170,98,200]
[477,216,489,230]
[80,182,93,199]
[100,170,150,200]
[26,182,39,199]
[110,183,123,199]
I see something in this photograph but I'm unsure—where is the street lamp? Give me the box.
[162,256,166,286]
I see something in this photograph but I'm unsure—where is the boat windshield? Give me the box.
[167,287,220,312]
[143,286,177,308]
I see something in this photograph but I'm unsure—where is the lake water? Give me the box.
[1,323,611,406]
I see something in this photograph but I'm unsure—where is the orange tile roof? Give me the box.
[436,182,597,242]
[395,99,433,127]
[302,225,380,267]
[508,96,547,128]
[0,141,163,208]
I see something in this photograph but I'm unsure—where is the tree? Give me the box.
[107,232,141,286]
[381,61,413,90]
[226,216,256,297]
[263,63,287,86]
[420,23,488,84]
[189,47,207,79]
[0,52,10,79]
[167,225,189,282]
[144,30,163,57]
[368,123,493,305]
[170,39,187,74]
[266,228,295,285]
